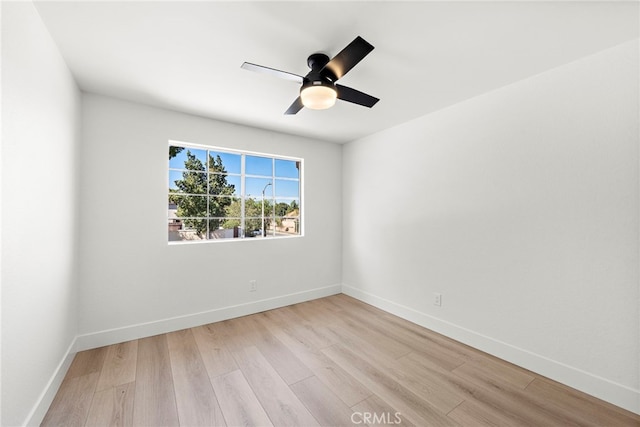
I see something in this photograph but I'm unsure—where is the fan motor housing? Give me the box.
[307,53,330,70]
[306,53,338,83]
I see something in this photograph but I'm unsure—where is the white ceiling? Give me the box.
[34,1,638,143]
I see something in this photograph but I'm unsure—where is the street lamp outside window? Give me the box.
[261,182,272,237]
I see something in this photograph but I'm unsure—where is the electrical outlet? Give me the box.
[434,293,442,307]
[249,280,257,292]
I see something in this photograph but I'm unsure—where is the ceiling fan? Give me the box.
[241,36,379,115]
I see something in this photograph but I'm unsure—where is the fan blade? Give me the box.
[336,84,379,108]
[285,97,304,115]
[322,36,374,81]
[241,62,304,84]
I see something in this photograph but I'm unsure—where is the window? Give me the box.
[168,142,302,242]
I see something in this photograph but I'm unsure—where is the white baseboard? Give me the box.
[27,283,638,426]
[75,284,342,351]
[24,338,77,427]
[26,284,341,426]
[341,284,640,416]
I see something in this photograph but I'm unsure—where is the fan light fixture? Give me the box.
[300,84,337,110]
[241,36,379,115]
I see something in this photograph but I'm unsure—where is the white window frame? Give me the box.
[168,140,303,244]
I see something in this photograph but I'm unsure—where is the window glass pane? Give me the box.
[169,148,207,171]
[168,170,184,192]
[168,217,184,241]
[168,194,207,217]
[169,145,187,168]
[169,171,207,194]
[244,196,272,218]
[208,196,240,217]
[274,199,300,217]
[208,151,241,175]
[209,174,240,196]
[265,222,276,237]
[275,159,300,179]
[208,220,241,239]
[242,218,276,238]
[221,217,241,231]
[246,155,273,176]
[168,218,207,241]
[275,216,300,236]
[244,218,262,238]
[274,179,299,198]
[245,193,274,239]
[220,197,242,220]
[245,177,273,198]
[168,202,180,223]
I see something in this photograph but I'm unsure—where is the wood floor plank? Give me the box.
[351,395,415,427]
[385,357,465,413]
[259,311,372,407]
[166,329,226,427]
[45,296,639,427]
[192,323,238,378]
[525,378,640,427]
[396,351,471,403]
[332,295,479,361]
[214,316,261,353]
[84,382,135,427]
[211,370,273,427]
[402,350,584,426]
[96,340,138,391]
[335,315,413,359]
[132,335,179,427]
[286,298,343,326]
[261,307,337,349]
[65,346,109,379]
[243,314,314,385]
[328,297,468,371]
[328,328,464,414]
[322,343,459,427]
[41,372,99,427]
[233,345,320,426]
[315,295,348,315]
[326,320,411,363]
[452,357,535,390]
[447,399,521,427]
[290,375,358,427]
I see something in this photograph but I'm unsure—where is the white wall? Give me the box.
[77,94,342,346]
[2,2,636,421]
[342,40,639,413]
[1,3,82,426]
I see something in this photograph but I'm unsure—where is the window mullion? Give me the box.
[271,157,275,236]
[206,150,210,240]
[241,154,246,238]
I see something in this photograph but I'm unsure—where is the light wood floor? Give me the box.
[43,294,640,426]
